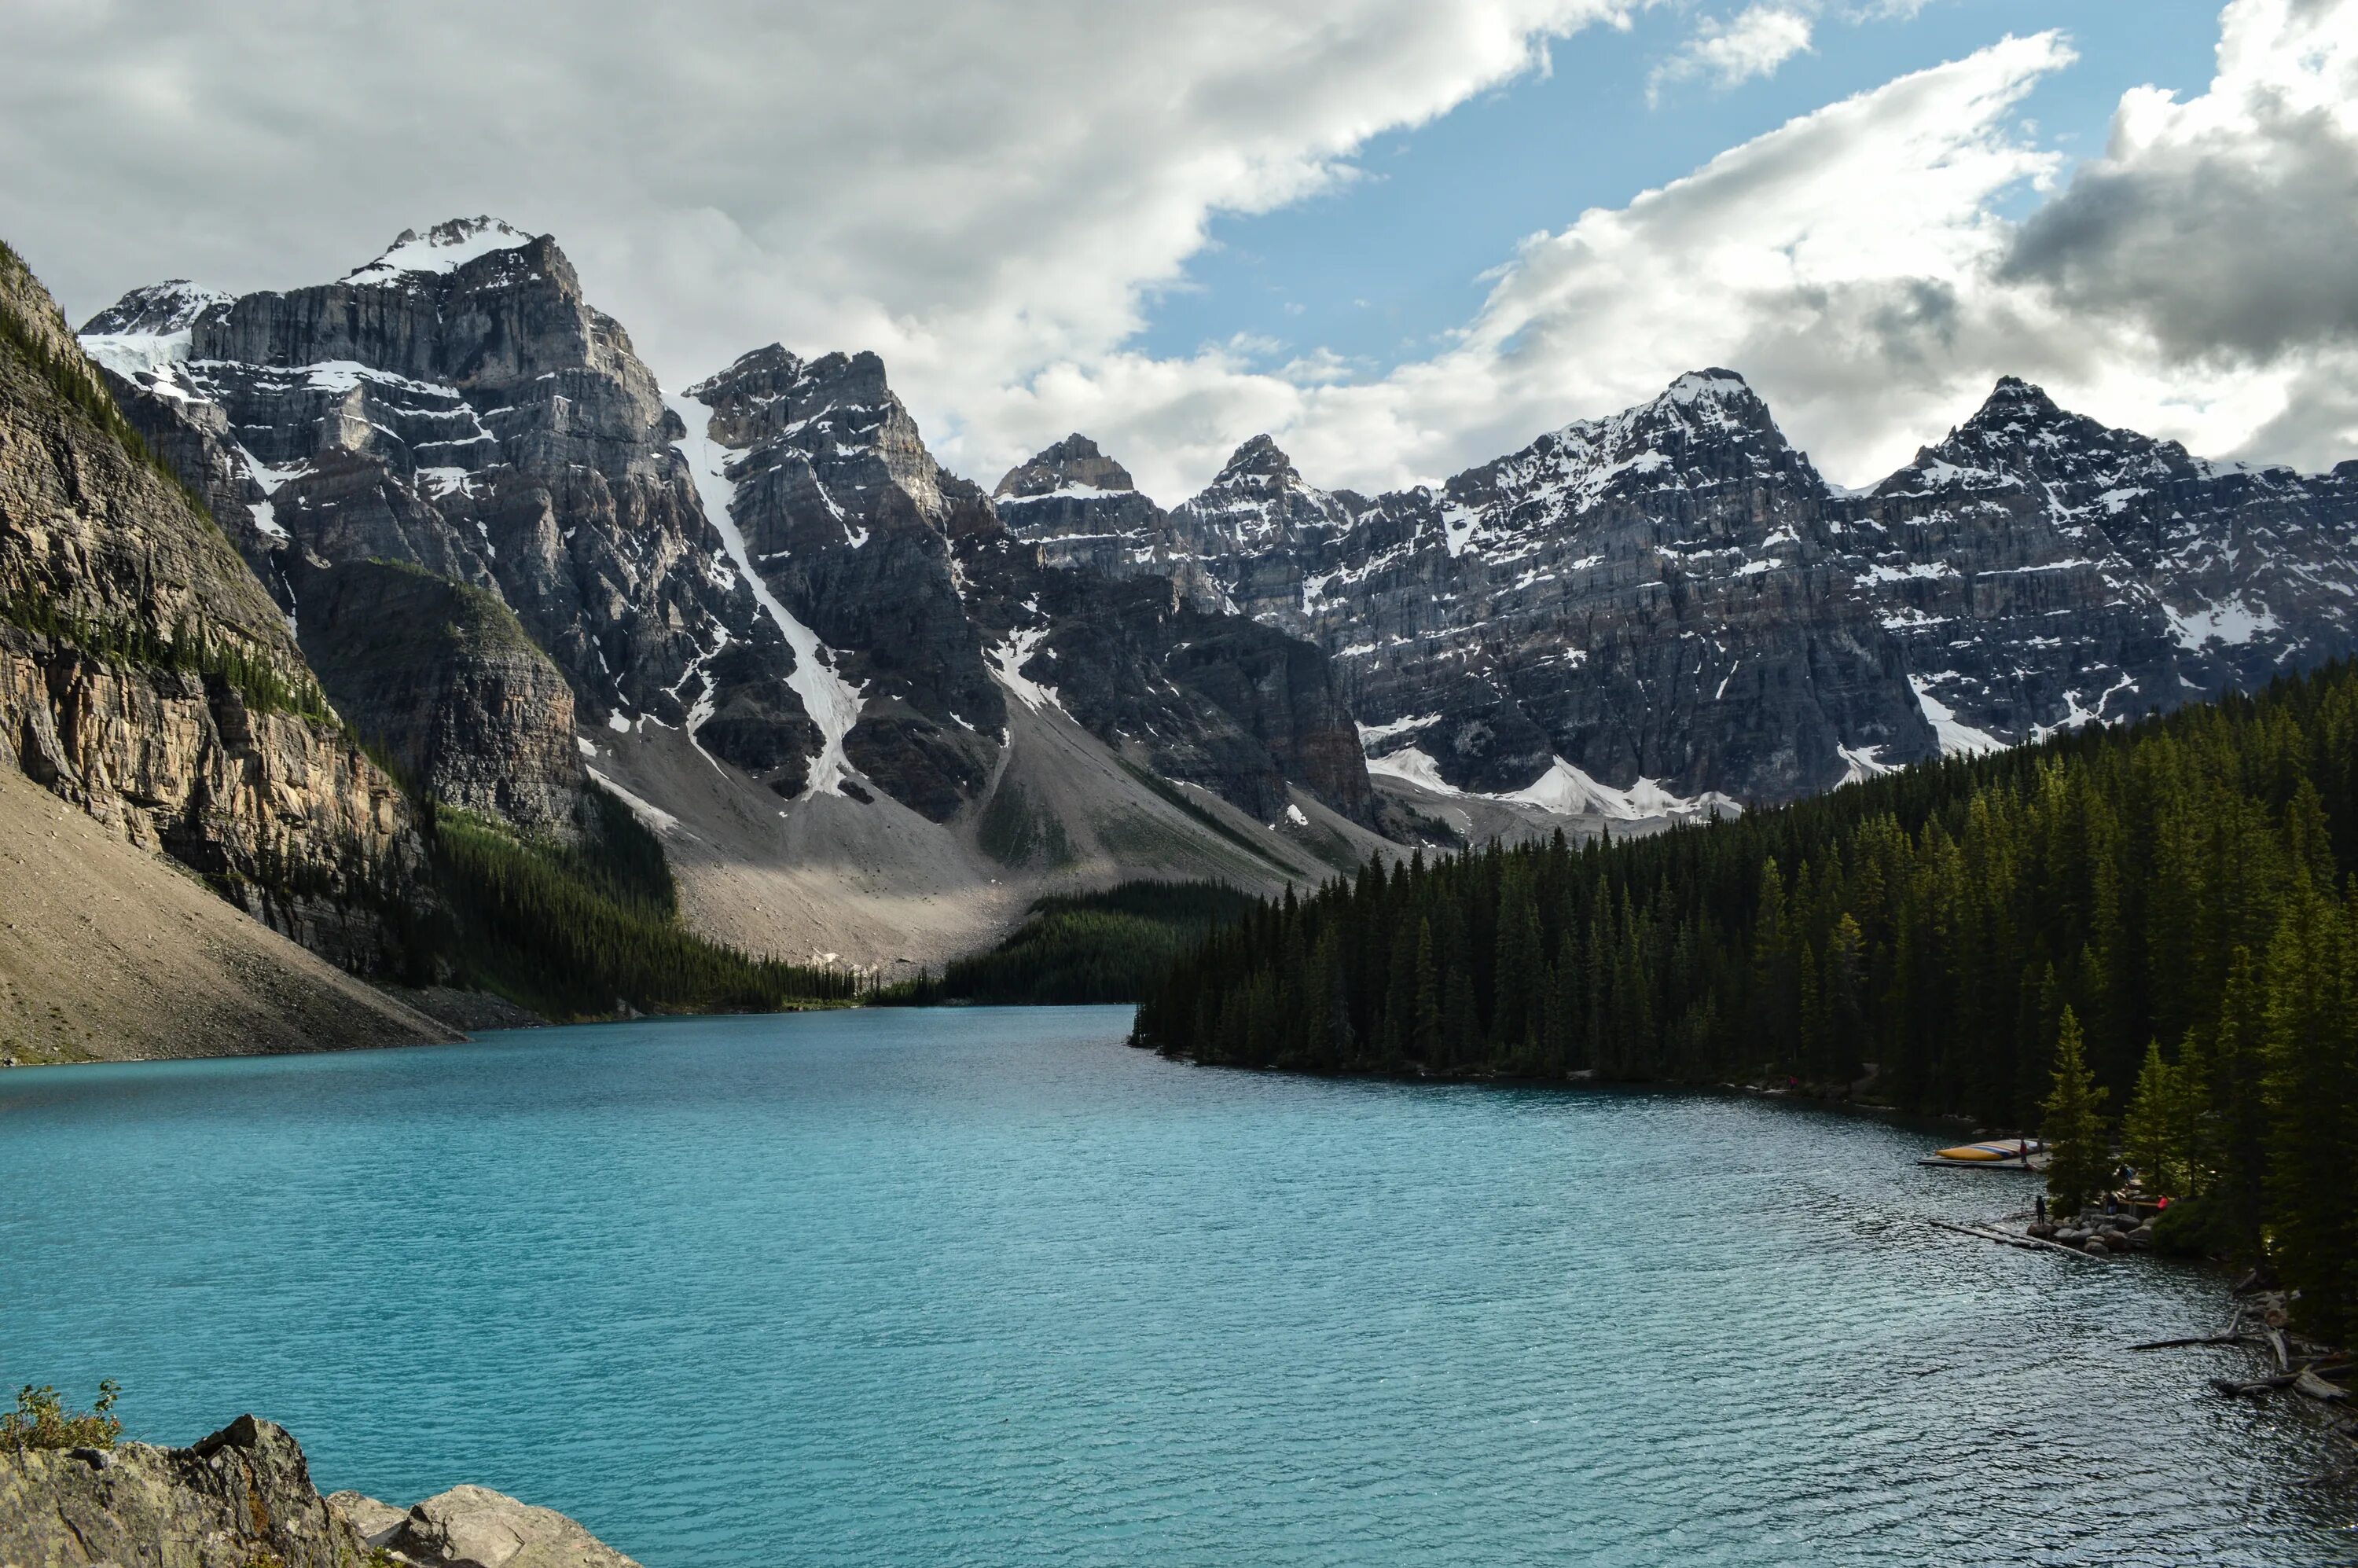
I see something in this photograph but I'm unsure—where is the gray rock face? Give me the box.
[87,232,1384,841]
[80,218,818,813]
[957,528,1378,827]
[992,433,1218,604]
[296,560,586,836]
[1853,376,2358,745]
[1157,371,2358,805]
[4,244,425,971]
[681,345,1005,820]
[332,1482,644,1568]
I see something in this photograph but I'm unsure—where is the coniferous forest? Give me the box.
[1133,663,2358,1339]
[884,880,1255,1005]
[423,788,861,1019]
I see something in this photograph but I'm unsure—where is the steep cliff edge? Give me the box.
[0,241,432,973]
[0,1414,639,1568]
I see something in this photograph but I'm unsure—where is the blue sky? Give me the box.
[1140,2,2227,386]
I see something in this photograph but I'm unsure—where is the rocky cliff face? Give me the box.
[0,1414,639,1568]
[992,432,1221,607]
[80,218,816,819]
[679,346,1004,820]
[296,559,586,836]
[957,525,1377,828]
[1852,376,2358,748]
[677,349,1380,828]
[1151,371,2358,806]
[2,241,424,969]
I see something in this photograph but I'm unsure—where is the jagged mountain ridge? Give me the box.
[997,372,2358,806]
[82,222,1376,837]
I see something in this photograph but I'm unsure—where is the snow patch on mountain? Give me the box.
[1356,713,1441,750]
[990,623,1063,714]
[343,218,533,285]
[1368,746,1740,822]
[2165,595,2282,650]
[668,391,866,797]
[1909,675,2005,756]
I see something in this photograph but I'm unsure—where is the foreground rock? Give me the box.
[331,1484,640,1568]
[0,1415,636,1568]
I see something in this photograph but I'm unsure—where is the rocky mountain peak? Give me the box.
[79,279,230,337]
[78,280,234,387]
[994,432,1137,499]
[343,216,537,285]
[1637,367,1780,440]
[1959,374,2069,434]
[1216,433,1302,487]
[1892,375,2178,500]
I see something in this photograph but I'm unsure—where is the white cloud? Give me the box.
[2004,0,2358,364]
[967,0,2358,499]
[1648,6,1816,105]
[0,0,1636,487]
[2,0,2352,509]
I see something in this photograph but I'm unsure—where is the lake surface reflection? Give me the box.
[1,1006,2349,1564]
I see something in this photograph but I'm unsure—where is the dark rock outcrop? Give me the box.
[296,559,587,835]
[0,1416,364,1568]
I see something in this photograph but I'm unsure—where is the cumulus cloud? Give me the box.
[2,0,2352,505]
[974,0,2358,497]
[1647,6,1816,104]
[2004,0,2358,363]
[0,0,1634,483]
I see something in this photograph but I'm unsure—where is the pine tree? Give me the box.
[2261,888,2358,1340]
[2120,1039,2184,1198]
[1412,917,1442,1066]
[2042,1007,2112,1217]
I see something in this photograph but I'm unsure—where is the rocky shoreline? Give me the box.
[0,1413,637,1568]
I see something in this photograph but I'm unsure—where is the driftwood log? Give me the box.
[1925,1217,2095,1258]
[2132,1333,2259,1350]
[2295,1370,2351,1404]
[2212,1373,2302,1397]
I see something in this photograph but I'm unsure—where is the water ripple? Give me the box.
[0,1008,2350,1566]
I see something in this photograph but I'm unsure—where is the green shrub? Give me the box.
[3,1380,121,1452]
[2150,1195,2241,1261]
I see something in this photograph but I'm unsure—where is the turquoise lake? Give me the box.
[1,1005,2350,1564]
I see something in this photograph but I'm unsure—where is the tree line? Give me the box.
[426,788,861,1019]
[884,879,1255,1006]
[1133,663,2358,1339]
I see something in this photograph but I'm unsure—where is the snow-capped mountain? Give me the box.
[66,215,2358,969]
[996,373,2358,809]
[76,223,1386,965]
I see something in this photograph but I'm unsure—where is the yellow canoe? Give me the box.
[1934,1140,2039,1162]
